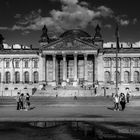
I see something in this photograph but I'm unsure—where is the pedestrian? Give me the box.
[15,92,21,110]
[119,93,126,111]
[126,92,130,103]
[113,94,119,111]
[74,92,77,100]
[20,93,24,110]
[25,93,30,111]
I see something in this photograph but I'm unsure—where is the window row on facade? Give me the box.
[0,71,39,84]
[104,71,140,83]
[104,57,140,68]
[0,58,39,69]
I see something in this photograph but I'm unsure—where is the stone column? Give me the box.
[130,57,134,82]
[74,54,78,81]
[12,58,15,83]
[42,54,46,83]
[53,54,56,81]
[30,58,32,83]
[111,58,114,82]
[63,54,66,81]
[0,59,4,96]
[84,54,88,81]
[1,59,4,82]
[120,58,123,83]
[21,59,23,83]
[94,55,98,82]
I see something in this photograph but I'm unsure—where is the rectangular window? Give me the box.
[34,61,38,68]
[104,60,111,67]
[15,61,20,68]
[6,61,10,68]
[134,60,139,68]
[25,61,28,68]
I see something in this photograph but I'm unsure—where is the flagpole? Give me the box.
[115,24,119,96]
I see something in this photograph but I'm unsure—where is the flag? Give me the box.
[115,24,120,52]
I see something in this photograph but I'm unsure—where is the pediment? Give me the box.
[42,38,97,51]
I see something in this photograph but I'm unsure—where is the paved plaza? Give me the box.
[1,96,140,139]
[0,96,140,122]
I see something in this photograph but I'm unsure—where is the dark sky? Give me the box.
[0,0,140,47]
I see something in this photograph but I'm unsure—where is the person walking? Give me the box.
[25,93,30,111]
[74,92,77,100]
[15,92,21,110]
[20,93,24,110]
[126,92,130,103]
[113,94,119,111]
[119,93,126,111]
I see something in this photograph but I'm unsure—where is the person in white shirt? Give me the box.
[113,94,120,111]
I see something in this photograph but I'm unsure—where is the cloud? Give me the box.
[50,0,78,4]
[115,15,130,26]
[133,18,138,24]
[0,27,10,30]
[61,0,78,4]
[119,19,129,26]
[104,24,112,28]
[14,14,21,19]
[9,0,114,34]
[79,1,89,7]
[1,0,129,34]
[97,6,114,18]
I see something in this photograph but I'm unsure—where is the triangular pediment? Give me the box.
[42,37,97,51]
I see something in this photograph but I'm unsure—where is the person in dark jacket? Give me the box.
[20,93,24,110]
[126,92,130,103]
[119,93,126,111]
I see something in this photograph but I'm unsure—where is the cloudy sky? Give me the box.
[0,0,139,47]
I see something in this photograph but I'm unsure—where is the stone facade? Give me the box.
[0,25,140,96]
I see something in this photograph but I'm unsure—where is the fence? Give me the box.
[0,89,33,96]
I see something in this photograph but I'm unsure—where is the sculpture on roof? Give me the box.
[39,25,50,43]
[94,24,102,39]
[0,34,4,50]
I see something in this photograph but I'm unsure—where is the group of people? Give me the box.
[16,92,30,111]
[113,92,130,111]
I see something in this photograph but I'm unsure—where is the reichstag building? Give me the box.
[0,25,140,96]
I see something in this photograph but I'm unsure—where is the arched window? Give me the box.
[124,71,130,83]
[104,71,111,83]
[15,72,20,83]
[134,71,139,83]
[5,71,10,83]
[33,71,39,83]
[114,71,121,83]
[24,71,29,83]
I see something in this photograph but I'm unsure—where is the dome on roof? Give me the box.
[60,29,91,38]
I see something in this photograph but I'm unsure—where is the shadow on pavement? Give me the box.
[1,121,140,140]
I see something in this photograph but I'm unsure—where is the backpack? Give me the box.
[121,96,125,102]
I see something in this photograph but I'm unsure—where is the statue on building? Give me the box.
[39,25,50,44]
[0,34,4,50]
[93,24,103,48]
[94,24,102,39]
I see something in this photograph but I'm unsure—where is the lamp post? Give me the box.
[115,24,120,96]
[0,34,4,96]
